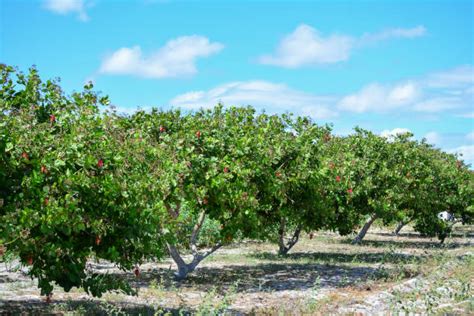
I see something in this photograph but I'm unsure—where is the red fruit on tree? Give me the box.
[49,114,56,123]
[336,176,341,182]
[223,167,229,173]
[44,198,49,205]
[347,188,353,194]
[40,165,48,174]
[95,236,101,246]
[159,126,166,133]
[97,159,104,168]
[196,131,201,138]
[21,152,29,160]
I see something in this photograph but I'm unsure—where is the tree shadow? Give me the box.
[5,260,376,314]
[123,261,389,295]
[249,250,422,264]
[0,251,423,314]
[374,231,474,239]
[343,239,470,249]
[0,298,187,316]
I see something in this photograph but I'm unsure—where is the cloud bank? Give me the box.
[99,36,224,79]
[259,24,426,68]
[170,80,337,119]
[43,0,89,21]
[171,65,473,119]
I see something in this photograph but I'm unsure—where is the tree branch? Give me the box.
[190,211,206,256]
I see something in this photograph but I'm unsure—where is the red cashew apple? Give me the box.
[97,159,104,168]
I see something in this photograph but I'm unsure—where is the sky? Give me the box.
[1,0,473,165]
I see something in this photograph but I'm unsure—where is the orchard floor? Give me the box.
[1,224,473,315]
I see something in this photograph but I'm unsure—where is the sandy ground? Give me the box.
[0,224,473,315]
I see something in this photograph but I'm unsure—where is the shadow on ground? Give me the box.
[249,250,422,264]
[344,238,471,249]
[373,227,474,239]
[0,298,185,316]
[125,261,390,294]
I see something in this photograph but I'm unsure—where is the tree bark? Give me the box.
[393,221,406,236]
[352,214,378,244]
[167,242,222,280]
[167,211,222,280]
[278,218,302,255]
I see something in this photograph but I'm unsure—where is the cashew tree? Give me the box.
[0,65,166,297]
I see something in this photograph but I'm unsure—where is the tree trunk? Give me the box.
[278,218,302,255]
[352,214,378,244]
[167,211,222,280]
[167,243,191,280]
[393,221,406,236]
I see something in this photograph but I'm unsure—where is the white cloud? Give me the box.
[466,132,474,141]
[449,145,474,163]
[170,80,337,119]
[360,25,426,43]
[99,36,224,78]
[458,112,474,118]
[424,131,441,145]
[169,64,472,119]
[259,24,426,68]
[43,0,89,21]
[380,128,412,139]
[425,65,474,88]
[413,97,464,113]
[338,65,473,113]
[259,24,354,67]
[338,82,419,112]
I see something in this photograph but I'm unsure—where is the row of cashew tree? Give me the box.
[1,66,473,298]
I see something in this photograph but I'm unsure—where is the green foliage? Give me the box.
[1,64,472,296]
[0,65,165,296]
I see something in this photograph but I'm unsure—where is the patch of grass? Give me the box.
[388,253,474,314]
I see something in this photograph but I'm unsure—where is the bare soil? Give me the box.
[1,224,473,315]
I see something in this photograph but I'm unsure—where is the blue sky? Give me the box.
[1,0,473,164]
